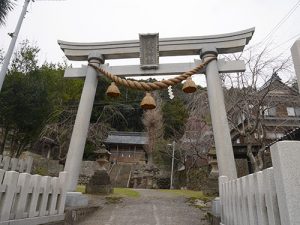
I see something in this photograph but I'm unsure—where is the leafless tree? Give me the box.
[157,90,213,186]
[39,108,77,161]
[0,49,4,63]
[223,46,293,172]
[40,105,126,161]
[142,92,164,165]
[87,105,125,149]
[176,90,214,183]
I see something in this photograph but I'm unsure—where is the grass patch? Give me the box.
[110,188,140,198]
[105,196,123,204]
[76,186,140,198]
[159,189,213,211]
[76,185,86,193]
[186,197,208,209]
[159,189,211,201]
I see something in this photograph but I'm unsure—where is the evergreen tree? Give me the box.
[0,0,14,26]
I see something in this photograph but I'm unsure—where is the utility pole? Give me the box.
[0,0,31,91]
[170,140,175,189]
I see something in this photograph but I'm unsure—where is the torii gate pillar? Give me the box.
[201,48,237,179]
[291,39,300,92]
[64,52,104,191]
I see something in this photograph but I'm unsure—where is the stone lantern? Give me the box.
[132,170,139,188]
[86,144,113,194]
[94,144,111,170]
[208,146,219,178]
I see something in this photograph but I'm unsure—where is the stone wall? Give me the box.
[21,151,63,176]
[176,166,218,195]
[235,159,249,177]
[80,161,100,177]
[45,205,100,225]
[20,152,101,185]
[78,161,101,185]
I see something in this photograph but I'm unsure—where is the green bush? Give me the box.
[33,167,48,176]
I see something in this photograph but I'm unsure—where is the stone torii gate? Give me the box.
[58,28,255,192]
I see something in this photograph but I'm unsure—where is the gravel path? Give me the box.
[78,189,209,225]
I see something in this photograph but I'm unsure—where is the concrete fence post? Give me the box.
[0,155,33,173]
[11,158,18,171]
[58,171,68,214]
[26,157,33,173]
[0,170,67,224]
[219,141,300,225]
[0,170,19,221]
[28,174,42,218]
[3,156,10,171]
[39,176,52,216]
[219,175,228,223]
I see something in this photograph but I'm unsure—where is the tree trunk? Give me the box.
[246,143,259,173]
[0,127,9,154]
[9,130,16,157]
[185,167,190,188]
[16,140,26,158]
[147,153,153,165]
[257,147,265,171]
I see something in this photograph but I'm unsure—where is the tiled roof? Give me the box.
[266,127,300,148]
[104,131,148,145]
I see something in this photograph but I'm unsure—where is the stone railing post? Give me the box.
[64,51,104,191]
[201,48,237,180]
[271,141,300,225]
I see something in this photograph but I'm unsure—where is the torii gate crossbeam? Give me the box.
[59,28,255,192]
[58,27,254,60]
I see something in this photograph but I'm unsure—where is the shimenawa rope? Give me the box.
[88,57,216,91]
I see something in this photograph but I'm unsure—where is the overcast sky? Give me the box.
[0,0,299,83]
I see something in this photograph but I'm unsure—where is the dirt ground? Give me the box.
[77,189,210,225]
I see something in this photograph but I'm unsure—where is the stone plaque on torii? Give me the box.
[58,28,255,191]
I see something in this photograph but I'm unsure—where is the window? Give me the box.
[295,107,300,117]
[266,132,284,139]
[238,113,246,124]
[254,133,264,139]
[287,107,296,116]
[261,106,276,117]
[276,133,284,138]
[268,107,276,117]
[260,106,268,116]
[266,132,276,139]
[286,107,300,117]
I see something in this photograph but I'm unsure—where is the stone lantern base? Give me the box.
[86,169,113,195]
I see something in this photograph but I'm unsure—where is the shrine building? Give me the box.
[104,131,148,163]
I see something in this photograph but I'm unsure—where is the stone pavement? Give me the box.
[77,189,209,225]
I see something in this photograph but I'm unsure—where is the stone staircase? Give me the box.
[109,163,132,188]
